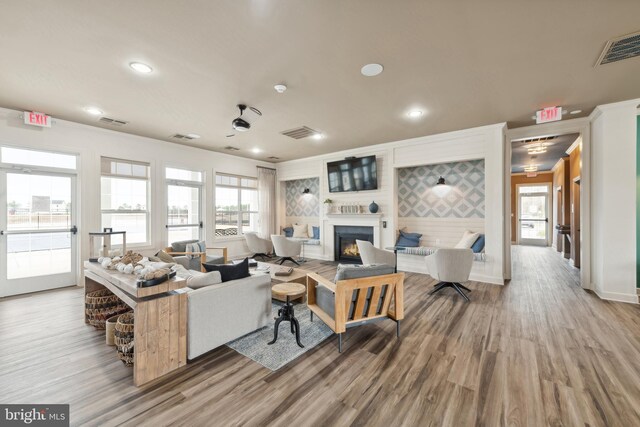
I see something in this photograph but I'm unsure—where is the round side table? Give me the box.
[268,282,306,348]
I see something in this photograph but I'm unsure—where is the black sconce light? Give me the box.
[436,176,446,185]
[302,188,310,194]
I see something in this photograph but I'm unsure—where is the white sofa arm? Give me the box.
[186,273,272,359]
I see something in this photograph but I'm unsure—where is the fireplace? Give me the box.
[334,226,374,263]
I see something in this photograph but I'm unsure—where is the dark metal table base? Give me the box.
[268,296,304,348]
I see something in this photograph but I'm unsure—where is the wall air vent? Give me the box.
[99,117,128,126]
[224,146,240,151]
[596,31,640,66]
[267,156,280,160]
[281,126,318,139]
[171,133,198,140]
[517,135,557,144]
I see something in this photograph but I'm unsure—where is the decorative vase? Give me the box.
[369,201,379,213]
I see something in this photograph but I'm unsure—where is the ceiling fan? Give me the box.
[226,104,262,138]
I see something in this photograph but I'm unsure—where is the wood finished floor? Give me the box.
[1,246,640,426]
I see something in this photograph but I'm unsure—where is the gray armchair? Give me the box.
[164,240,227,272]
[425,248,474,302]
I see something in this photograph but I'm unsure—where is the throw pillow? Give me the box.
[185,241,206,259]
[395,230,422,247]
[187,271,222,289]
[203,257,250,282]
[283,227,294,237]
[312,226,320,239]
[293,224,308,238]
[171,239,199,253]
[471,234,486,253]
[455,230,480,249]
[155,250,175,263]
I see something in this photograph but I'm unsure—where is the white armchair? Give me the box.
[245,232,273,260]
[271,235,302,266]
[356,240,395,267]
[425,248,474,302]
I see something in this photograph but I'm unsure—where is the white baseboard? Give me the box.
[593,287,639,304]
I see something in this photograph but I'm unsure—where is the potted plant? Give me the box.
[323,198,333,215]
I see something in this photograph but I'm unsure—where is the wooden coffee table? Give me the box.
[254,262,310,302]
[268,282,306,348]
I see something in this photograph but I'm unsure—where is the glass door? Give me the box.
[517,184,550,246]
[0,171,77,297]
[166,183,202,243]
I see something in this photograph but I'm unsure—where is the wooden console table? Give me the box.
[84,261,188,386]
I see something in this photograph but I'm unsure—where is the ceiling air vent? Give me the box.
[281,126,318,139]
[171,133,198,140]
[268,156,280,160]
[224,146,240,151]
[596,31,640,66]
[99,117,128,126]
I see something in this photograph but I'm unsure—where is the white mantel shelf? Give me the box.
[326,213,383,218]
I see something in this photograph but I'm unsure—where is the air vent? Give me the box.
[224,146,240,151]
[518,135,556,144]
[268,156,280,160]
[99,117,128,126]
[596,31,640,66]
[281,126,318,139]
[171,133,198,140]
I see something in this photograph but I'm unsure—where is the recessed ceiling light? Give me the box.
[84,106,103,116]
[252,148,262,154]
[570,110,582,115]
[186,133,201,139]
[407,110,423,118]
[129,62,153,74]
[361,63,383,77]
[311,133,324,140]
[274,84,287,93]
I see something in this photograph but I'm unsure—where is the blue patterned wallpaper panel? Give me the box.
[398,160,485,218]
[286,177,319,217]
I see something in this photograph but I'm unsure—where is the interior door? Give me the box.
[517,184,550,246]
[0,170,77,297]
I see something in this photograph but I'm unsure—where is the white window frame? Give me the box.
[214,173,258,239]
[100,157,151,247]
[165,167,204,245]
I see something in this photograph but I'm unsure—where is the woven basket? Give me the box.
[115,312,135,366]
[85,289,129,329]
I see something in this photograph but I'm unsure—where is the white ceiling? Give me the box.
[1,1,639,162]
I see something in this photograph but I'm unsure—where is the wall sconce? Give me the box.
[302,188,310,194]
[433,176,451,198]
[436,176,446,185]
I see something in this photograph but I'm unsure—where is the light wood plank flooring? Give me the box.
[1,246,640,426]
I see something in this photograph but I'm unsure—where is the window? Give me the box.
[101,158,150,245]
[215,173,258,237]
[1,146,76,170]
[166,167,203,244]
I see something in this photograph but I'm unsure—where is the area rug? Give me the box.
[226,301,333,371]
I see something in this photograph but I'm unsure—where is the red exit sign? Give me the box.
[536,107,562,124]
[24,111,51,128]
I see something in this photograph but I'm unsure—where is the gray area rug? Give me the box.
[227,301,333,371]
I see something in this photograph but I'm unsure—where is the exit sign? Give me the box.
[536,107,562,124]
[24,111,51,128]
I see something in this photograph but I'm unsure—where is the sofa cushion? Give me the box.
[471,234,486,253]
[312,226,320,239]
[334,263,395,282]
[203,257,250,282]
[282,227,294,237]
[293,224,308,238]
[395,230,421,247]
[187,271,222,289]
[171,239,199,253]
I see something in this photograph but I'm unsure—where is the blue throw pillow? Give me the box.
[471,234,485,253]
[400,230,422,240]
[312,226,320,239]
[283,227,293,237]
[396,235,420,247]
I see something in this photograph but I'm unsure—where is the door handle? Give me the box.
[70,225,78,235]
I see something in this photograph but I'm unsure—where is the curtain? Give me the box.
[257,166,277,239]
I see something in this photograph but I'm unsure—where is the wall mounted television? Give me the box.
[327,155,378,193]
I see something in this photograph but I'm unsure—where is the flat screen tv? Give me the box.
[327,155,378,193]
